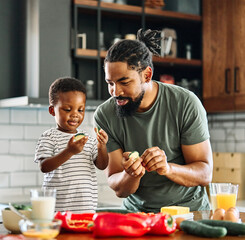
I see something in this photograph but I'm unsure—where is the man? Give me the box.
[94,29,213,213]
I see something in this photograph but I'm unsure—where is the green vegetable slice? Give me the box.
[74,133,85,141]
[95,126,101,134]
[129,151,139,161]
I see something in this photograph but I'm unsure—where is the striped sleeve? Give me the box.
[34,130,55,163]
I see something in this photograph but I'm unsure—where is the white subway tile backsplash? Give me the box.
[0,140,9,153]
[98,185,123,206]
[210,129,226,141]
[216,142,236,153]
[226,129,236,141]
[38,109,55,125]
[0,109,10,123]
[0,125,24,139]
[0,188,23,197]
[235,121,245,127]
[235,142,245,153]
[11,109,38,124]
[96,169,108,185]
[235,112,245,120]
[235,129,245,141]
[24,156,39,171]
[0,188,29,203]
[82,125,96,137]
[84,111,94,126]
[9,140,37,155]
[0,155,24,172]
[24,125,49,139]
[0,174,9,187]
[37,172,44,186]
[2,106,245,204]
[10,172,37,187]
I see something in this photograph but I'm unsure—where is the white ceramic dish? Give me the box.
[2,209,32,233]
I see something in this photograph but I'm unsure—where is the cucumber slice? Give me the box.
[95,126,101,134]
[129,151,139,161]
[74,133,85,141]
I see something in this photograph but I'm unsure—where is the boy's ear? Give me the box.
[49,106,55,116]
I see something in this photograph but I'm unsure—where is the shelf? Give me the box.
[76,48,202,67]
[75,49,98,59]
[74,0,201,22]
[145,7,201,22]
[153,56,202,67]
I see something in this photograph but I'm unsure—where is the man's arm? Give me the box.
[107,149,145,198]
[141,139,213,187]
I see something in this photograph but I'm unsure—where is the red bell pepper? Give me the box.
[54,211,94,232]
[148,213,176,235]
[91,212,150,237]
[127,212,176,235]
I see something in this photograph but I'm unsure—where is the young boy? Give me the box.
[35,77,108,213]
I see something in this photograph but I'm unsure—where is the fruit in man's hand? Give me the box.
[129,151,139,162]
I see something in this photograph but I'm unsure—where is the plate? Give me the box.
[172,212,194,220]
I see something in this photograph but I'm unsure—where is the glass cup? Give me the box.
[30,189,56,221]
[209,183,238,211]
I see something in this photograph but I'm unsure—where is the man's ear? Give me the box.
[49,106,55,116]
[143,66,153,83]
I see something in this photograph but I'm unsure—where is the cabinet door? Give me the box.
[202,0,235,112]
[234,0,245,110]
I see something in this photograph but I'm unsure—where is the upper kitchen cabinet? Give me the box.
[202,0,245,112]
[72,0,203,102]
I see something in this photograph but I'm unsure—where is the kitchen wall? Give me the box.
[1,107,245,205]
[0,107,123,206]
[208,113,245,153]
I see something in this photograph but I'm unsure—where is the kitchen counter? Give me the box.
[0,211,244,240]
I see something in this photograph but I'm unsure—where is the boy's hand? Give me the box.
[67,135,88,155]
[94,127,108,148]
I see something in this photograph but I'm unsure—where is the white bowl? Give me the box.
[2,209,32,233]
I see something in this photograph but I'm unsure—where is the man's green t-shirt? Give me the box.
[94,81,210,212]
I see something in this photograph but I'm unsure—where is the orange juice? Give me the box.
[216,193,237,210]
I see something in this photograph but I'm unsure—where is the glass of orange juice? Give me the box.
[209,183,238,212]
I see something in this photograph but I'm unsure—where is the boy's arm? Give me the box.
[39,136,88,173]
[94,128,109,170]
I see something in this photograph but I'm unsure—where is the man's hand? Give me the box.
[122,152,145,177]
[141,146,170,175]
[67,135,88,155]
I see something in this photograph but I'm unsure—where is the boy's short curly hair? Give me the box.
[49,77,86,105]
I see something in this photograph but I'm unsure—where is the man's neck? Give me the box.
[137,81,158,112]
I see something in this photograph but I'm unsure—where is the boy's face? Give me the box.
[49,91,86,133]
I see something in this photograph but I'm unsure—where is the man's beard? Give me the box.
[114,91,145,118]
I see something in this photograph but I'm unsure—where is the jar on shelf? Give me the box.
[125,34,136,40]
[86,80,95,99]
[186,44,192,60]
[112,34,122,45]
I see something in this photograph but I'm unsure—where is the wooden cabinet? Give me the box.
[202,0,245,112]
[212,152,245,200]
[72,0,202,104]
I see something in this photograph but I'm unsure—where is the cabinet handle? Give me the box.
[225,68,231,94]
[234,67,240,93]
